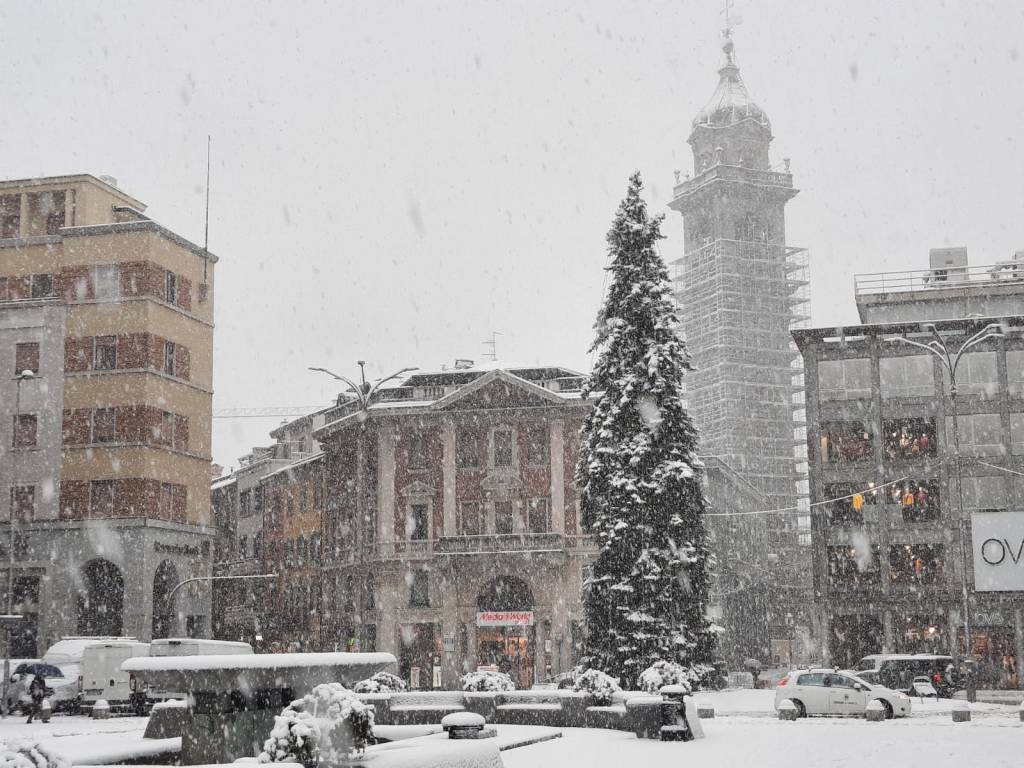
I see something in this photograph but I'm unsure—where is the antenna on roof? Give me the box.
[721,0,743,39]
[202,135,211,283]
[482,331,501,361]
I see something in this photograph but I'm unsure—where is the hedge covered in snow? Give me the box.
[352,671,408,694]
[572,669,621,706]
[0,740,68,768]
[258,683,374,766]
[460,670,516,692]
[638,660,693,694]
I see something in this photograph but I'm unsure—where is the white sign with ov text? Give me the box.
[972,511,1024,592]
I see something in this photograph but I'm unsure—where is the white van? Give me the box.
[80,641,150,713]
[145,638,253,704]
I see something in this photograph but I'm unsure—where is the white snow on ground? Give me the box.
[0,715,159,765]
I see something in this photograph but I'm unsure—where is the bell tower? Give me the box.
[668,33,811,663]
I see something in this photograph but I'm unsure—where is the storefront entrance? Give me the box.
[476,576,535,689]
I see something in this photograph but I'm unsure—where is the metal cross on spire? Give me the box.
[721,0,743,39]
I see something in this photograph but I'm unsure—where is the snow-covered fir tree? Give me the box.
[577,171,717,689]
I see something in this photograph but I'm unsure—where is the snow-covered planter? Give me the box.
[638,660,693,694]
[0,740,69,768]
[258,683,374,766]
[572,669,621,706]
[352,671,407,694]
[460,670,515,692]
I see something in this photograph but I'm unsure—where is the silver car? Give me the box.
[774,668,912,718]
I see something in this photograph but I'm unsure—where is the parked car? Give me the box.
[4,661,79,713]
[774,668,912,718]
[854,654,956,697]
[144,638,253,704]
[80,641,151,714]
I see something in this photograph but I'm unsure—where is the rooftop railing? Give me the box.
[855,262,1024,296]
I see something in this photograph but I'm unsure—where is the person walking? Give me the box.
[25,673,46,724]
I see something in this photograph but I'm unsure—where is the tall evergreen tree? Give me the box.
[577,172,717,688]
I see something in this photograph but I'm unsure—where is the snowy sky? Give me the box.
[2,1,1022,470]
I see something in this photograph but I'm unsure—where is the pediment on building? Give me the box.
[432,370,565,412]
[481,471,526,495]
[399,480,436,498]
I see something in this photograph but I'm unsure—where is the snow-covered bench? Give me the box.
[586,691,647,730]
[493,691,564,726]
[389,691,466,724]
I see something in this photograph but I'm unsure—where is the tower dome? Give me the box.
[692,39,771,132]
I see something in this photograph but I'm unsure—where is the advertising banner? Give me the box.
[972,511,1024,592]
[476,610,534,627]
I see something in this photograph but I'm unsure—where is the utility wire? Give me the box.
[705,475,911,517]
[976,460,1024,479]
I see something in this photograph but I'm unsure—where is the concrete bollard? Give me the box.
[91,700,110,720]
[864,700,886,722]
[40,699,51,723]
[951,700,971,723]
[777,699,798,721]
[441,712,489,739]
[695,699,715,719]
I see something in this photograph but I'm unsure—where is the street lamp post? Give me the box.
[163,574,278,638]
[2,370,35,717]
[892,321,1006,703]
[308,363,418,651]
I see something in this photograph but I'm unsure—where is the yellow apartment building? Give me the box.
[0,174,217,653]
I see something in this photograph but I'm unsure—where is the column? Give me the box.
[18,193,27,238]
[377,431,396,542]
[882,609,894,653]
[1014,608,1023,690]
[549,421,565,534]
[442,423,456,536]
[533,615,545,685]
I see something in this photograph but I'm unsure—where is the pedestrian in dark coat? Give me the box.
[25,673,46,723]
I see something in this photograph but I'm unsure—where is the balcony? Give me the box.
[855,263,1024,296]
[436,533,566,556]
[671,164,794,202]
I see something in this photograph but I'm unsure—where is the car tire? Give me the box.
[792,699,807,718]
[874,699,893,719]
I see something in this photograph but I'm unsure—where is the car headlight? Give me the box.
[895,693,910,700]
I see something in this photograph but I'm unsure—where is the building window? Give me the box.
[826,545,880,587]
[888,479,940,522]
[528,498,549,533]
[163,341,176,376]
[951,413,1004,456]
[889,544,944,585]
[961,475,1007,511]
[493,429,514,467]
[94,264,120,300]
[526,426,550,466]
[824,482,878,525]
[157,411,175,445]
[408,503,429,540]
[29,274,53,299]
[819,421,873,464]
[89,480,115,517]
[94,336,117,370]
[9,486,35,522]
[943,351,999,399]
[14,343,39,376]
[495,500,514,535]
[879,355,934,398]
[817,358,872,401]
[1007,352,1024,398]
[456,430,481,468]
[165,271,178,304]
[407,434,429,471]
[1011,413,1024,455]
[883,417,937,460]
[409,570,430,607]
[92,408,116,443]
[0,195,20,238]
[458,501,481,536]
[12,414,37,448]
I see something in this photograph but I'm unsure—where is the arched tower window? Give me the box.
[735,212,767,242]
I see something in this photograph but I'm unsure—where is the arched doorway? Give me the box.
[152,560,179,639]
[77,559,124,636]
[476,576,535,688]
